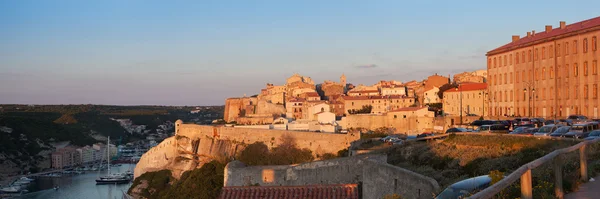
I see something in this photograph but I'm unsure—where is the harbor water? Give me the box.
[18,164,135,199]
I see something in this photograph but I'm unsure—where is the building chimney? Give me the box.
[512,35,520,42]
[560,21,566,29]
[527,32,531,37]
[545,25,552,32]
[531,30,535,35]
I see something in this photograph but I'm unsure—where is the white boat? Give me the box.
[19,177,34,182]
[0,186,22,193]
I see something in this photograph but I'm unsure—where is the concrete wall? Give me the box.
[342,114,435,135]
[224,154,440,199]
[362,160,440,199]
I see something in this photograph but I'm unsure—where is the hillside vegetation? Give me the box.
[128,161,225,199]
[387,134,600,198]
[0,105,223,176]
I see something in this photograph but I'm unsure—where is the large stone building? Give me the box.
[443,82,488,117]
[487,16,600,118]
[342,95,415,115]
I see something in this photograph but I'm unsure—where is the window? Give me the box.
[585,85,589,99]
[510,72,513,83]
[488,58,492,68]
[504,55,507,66]
[593,36,598,51]
[509,54,512,65]
[594,84,598,99]
[574,63,579,77]
[584,62,588,76]
[516,52,520,64]
[510,90,513,102]
[575,85,579,99]
[504,73,507,84]
[573,40,578,54]
[550,87,554,99]
[566,87,570,99]
[550,66,554,79]
[516,71,520,83]
[594,60,598,75]
[522,70,525,81]
[521,51,525,62]
[499,57,502,67]
[557,44,561,56]
[565,64,569,78]
[494,58,497,68]
[542,47,546,59]
[584,38,588,53]
[528,50,532,62]
[566,42,569,55]
[535,69,539,80]
[494,75,497,85]
[550,45,554,58]
[542,88,546,100]
[535,48,538,60]
[504,91,507,102]
[542,67,546,80]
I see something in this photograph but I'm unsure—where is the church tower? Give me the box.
[340,74,347,86]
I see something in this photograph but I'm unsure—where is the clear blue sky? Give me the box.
[1,0,599,105]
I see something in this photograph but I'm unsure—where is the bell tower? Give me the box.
[340,74,347,86]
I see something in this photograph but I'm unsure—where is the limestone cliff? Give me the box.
[134,121,359,180]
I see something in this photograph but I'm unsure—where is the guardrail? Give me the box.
[469,138,600,199]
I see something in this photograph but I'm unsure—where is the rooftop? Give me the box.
[342,95,412,101]
[389,106,427,112]
[488,16,600,55]
[218,184,359,199]
[444,83,487,93]
[348,90,379,93]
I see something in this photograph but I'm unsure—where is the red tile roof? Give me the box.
[341,95,412,101]
[444,83,487,93]
[348,90,379,93]
[306,92,320,97]
[218,184,359,199]
[389,106,427,112]
[488,16,600,55]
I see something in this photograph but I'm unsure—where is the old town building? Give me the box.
[443,82,488,117]
[487,16,600,118]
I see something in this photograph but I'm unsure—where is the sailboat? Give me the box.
[96,137,131,185]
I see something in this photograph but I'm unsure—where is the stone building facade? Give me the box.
[487,17,600,118]
[443,83,488,117]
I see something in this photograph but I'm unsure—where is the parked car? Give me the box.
[550,126,572,137]
[435,175,492,199]
[514,118,533,126]
[446,128,469,134]
[531,118,545,127]
[563,123,594,139]
[534,124,563,136]
[584,130,600,141]
[417,133,435,138]
[380,135,400,142]
[510,127,537,135]
[568,115,589,124]
[475,125,491,133]
[391,139,404,145]
[470,120,496,127]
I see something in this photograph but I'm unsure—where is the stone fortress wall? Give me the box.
[224,154,440,199]
[134,121,360,179]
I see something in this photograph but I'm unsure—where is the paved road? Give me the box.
[565,176,600,199]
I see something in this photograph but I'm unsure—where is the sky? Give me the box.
[1,0,600,106]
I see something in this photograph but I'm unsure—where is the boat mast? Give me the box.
[107,136,110,175]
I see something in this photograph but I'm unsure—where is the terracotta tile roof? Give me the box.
[488,16,600,55]
[287,98,305,102]
[444,82,487,93]
[389,106,427,112]
[342,95,411,101]
[306,92,320,97]
[218,184,359,199]
[348,90,379,93]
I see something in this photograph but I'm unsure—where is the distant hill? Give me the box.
[0,104,224,177]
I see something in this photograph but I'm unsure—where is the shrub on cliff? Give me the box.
[237,134,314,165]
[128,169,174,199]
[160,161,225,199]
